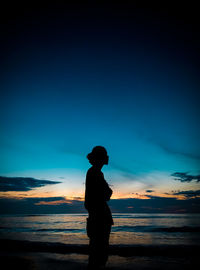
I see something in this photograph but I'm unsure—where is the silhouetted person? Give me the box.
[85,146,113,269]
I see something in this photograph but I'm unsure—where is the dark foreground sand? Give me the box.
[0,239,199,270]
[0,252,197,270]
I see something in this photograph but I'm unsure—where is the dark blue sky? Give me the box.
[0,3,200,212]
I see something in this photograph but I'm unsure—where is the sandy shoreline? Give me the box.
[0,239,199,270]
[1,239,199,257]
[0,251,198,270]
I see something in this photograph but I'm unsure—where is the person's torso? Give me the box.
[85,167,113,225]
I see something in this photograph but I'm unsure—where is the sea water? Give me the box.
[0,213,200,246]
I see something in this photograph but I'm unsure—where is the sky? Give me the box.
[0,3,200,214]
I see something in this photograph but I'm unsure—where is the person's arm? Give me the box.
[103,180,113,201]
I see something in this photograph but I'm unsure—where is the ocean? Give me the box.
[0,213,200,246]
[0,213,200,270]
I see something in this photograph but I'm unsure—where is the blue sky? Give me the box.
[0,3,200,213]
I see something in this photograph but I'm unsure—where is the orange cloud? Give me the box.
[35,199,73,205]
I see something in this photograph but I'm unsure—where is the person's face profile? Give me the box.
[104,155,109,165]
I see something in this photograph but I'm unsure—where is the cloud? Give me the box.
[171,172,200,183]
[35,200,70,205]
[146,190,154,193]
[109,162,136,178]
[35,197,74,205]
[109,196,200,213]
[1,195,200,214]
[156,142,200,161]
[172,190,200,199]
[0,176,61,192]
[0,196,85,214]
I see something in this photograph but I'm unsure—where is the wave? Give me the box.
[1,225,200,234]
[112,214,200,219]
[0,227,83,233]
[113,225,200,233]
[152,226,200,232]
[36,228,82,233]
[0,239,199,257]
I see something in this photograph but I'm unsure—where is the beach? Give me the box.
[1,252,197,270]
[1,213,200,269]
[0,239,199,270]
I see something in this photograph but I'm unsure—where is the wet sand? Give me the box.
[1,252,197,270]
[0,239,199,270]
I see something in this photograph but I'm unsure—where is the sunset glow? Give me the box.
[0,3,199,215]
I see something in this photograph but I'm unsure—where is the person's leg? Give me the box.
[88,229,110,268]
[98,225,111,267]
[87,222,111,269]
[88,236,97,268]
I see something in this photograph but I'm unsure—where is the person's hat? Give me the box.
[87,146,108,164]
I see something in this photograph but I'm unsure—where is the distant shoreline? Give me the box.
[1,239,199,257]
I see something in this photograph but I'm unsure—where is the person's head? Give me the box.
[87,146,109,166]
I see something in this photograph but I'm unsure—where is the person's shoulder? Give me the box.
[87,166,93,173]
